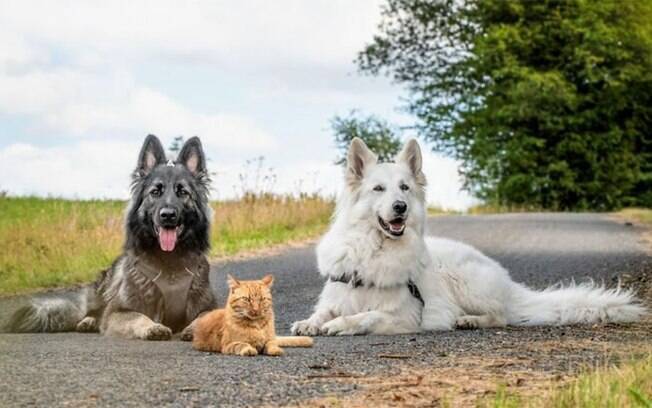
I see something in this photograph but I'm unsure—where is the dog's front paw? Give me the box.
[291,320,322,336]
[143,323,172,341]
[455,316,480,330]
[76,316,98,333]
[321,317,360,336]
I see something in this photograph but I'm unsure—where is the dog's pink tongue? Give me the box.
[159,228,177,252]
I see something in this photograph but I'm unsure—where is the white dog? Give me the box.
[291,138,646,336]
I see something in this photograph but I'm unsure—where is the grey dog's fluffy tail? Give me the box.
[5,287,95,333]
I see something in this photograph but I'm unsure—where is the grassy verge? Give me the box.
[0,195,333,295]
[466,204,543,214]
[210,195,332,256]
[427,206,460,216]
[491,354,652,408]
[618,208,652,226]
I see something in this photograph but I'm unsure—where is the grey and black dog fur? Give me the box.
[6,135,217,340]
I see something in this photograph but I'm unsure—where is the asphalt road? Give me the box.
[1,214,650,407]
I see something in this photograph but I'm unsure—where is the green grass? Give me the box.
[466,203,544,214]
[489,354,652,408]
[427,206,460,216]
[0,195,333,295]
[618,208,652,226]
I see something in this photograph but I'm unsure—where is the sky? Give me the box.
[0,0,477,210]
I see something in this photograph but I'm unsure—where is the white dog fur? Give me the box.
[291,138,646,336]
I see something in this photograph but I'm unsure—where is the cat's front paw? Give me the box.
[321,316,360,336]
[142,323,172,341]
[291,319,322,336]
[180,324,194,341]
[238,345,258,357]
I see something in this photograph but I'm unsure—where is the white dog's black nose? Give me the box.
[393,201,407,215]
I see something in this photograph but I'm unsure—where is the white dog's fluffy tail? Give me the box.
[5,288,92,333]
[507,282,647,326]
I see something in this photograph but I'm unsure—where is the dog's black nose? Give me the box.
[159,208,178,223]
[393,201,407,215]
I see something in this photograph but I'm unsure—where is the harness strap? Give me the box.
[407,280,424,305]
[328,271,424,305]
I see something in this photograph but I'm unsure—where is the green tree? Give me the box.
[332,111,402,165]
[359,0,652,209]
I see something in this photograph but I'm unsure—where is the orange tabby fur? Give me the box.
[192,274,313,356]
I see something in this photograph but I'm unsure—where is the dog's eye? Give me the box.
[150,189,161,197]
[177,188,189,197]
[373,185,385,192]
[400,183,410,191]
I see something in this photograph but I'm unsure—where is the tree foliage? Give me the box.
[359,0,652,209]
[331,111,402,165]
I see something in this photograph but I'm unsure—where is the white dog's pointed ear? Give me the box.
[136,134,166,177]
[346,137,377,186]
[397,139,426,186]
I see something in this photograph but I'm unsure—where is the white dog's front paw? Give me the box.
[291,319,322,336]
[321,316,362,336]
[455,316,480,330]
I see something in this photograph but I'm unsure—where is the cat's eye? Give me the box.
[373,185,385,192]
[400,183,410,191]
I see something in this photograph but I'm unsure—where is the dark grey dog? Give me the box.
[7,135,217,340]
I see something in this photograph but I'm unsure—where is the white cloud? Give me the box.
[0,1,383,70]
[44,86,275,150]
[0,64,275,150]
[0,141,137,199]
[0,0,388,142]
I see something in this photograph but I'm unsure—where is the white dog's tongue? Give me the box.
[389,221,404,233]
[159,228,177,252]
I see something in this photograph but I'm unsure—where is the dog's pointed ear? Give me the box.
[261,274,274,287]
[176,136,207,176]
[136,134,166,177]
[397,139,426,186]
[346,137,377,186]
[397,139,422,174]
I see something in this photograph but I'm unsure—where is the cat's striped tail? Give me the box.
[276,336,313,347]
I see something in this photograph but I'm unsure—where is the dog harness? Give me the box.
[328,271,424,305]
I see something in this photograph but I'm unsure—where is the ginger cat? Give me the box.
[192,274,313,356]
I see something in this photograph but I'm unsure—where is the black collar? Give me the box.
[328,271,424,305]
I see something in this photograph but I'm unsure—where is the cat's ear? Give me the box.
[227,274,241,289]
[261,274,274,287]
